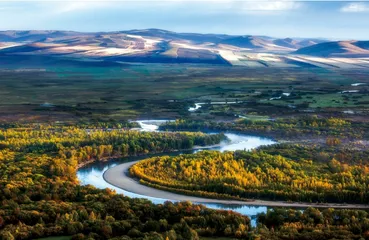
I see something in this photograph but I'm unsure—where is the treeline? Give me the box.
[74,120,139,129]
[0,128,225,165]
[259,143,369,165]
[255,207,369,239]
[0,120,139,131]
[130,150,369,204]
[0,127,249,240]
[160,116,369,139]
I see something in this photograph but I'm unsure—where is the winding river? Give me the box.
[77,120,277,225]
[78,120,369,226]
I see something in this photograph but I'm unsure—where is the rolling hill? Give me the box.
[294,40,369,57]
[272,38,322,49]
[0,29,368,68]
[219,36,273,49]
[0,30,81,42]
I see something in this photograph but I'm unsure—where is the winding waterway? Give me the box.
[77,120,275,225]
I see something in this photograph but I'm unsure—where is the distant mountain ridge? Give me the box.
[0,30,81,42]
[0,29,324,49]
[0,29,368,69]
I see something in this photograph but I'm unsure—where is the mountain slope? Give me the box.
[0,29,328,53]
[272,38,323,49]
[295,41,369,57]
[220,36,271,49]
[273,38,299,49]
[354,41,369,50]
[0,30,81,42]
[121,28,230,44]
[0,29,368,68]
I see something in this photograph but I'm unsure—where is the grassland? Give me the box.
[0,60,369,123]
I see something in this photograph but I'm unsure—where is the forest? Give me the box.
[0,126,225,166]
[130,149,369,203]
[2,124,369,239]
[160,116,369,140]
[0,126,248,240]
[254,207,369,240]
[2,125,369,239]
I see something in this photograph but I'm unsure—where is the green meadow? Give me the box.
[0,63,368,123]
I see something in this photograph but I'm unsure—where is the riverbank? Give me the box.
[103,160,369,209]
[77,141,229,169]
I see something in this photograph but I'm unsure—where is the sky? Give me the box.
[0,1,369,39]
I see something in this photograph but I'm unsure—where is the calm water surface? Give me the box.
[77,120,276,225]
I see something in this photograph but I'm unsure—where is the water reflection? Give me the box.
[77,121,276,227]
[77,157,268,226]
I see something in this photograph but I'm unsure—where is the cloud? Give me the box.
[242,1,302,11]
[45,0,303,15]
[232,1,303,15]
[0,5,23,11]
[45,1,114,14]
[341,2,369,12]
[57,2,90,13]
[62,3,105,13]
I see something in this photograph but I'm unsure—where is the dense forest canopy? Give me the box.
[0,127,225,165]
[1,119,369,239]
[255,207,369,240]
[131,150,369,203]
[0,127,247,239]
[160,116,369,139]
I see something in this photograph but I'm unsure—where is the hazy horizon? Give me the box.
[0,1,369,40]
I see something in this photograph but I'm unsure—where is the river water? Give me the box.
[77,120,276,225]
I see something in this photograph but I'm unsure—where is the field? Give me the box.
[1,58,369,123]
